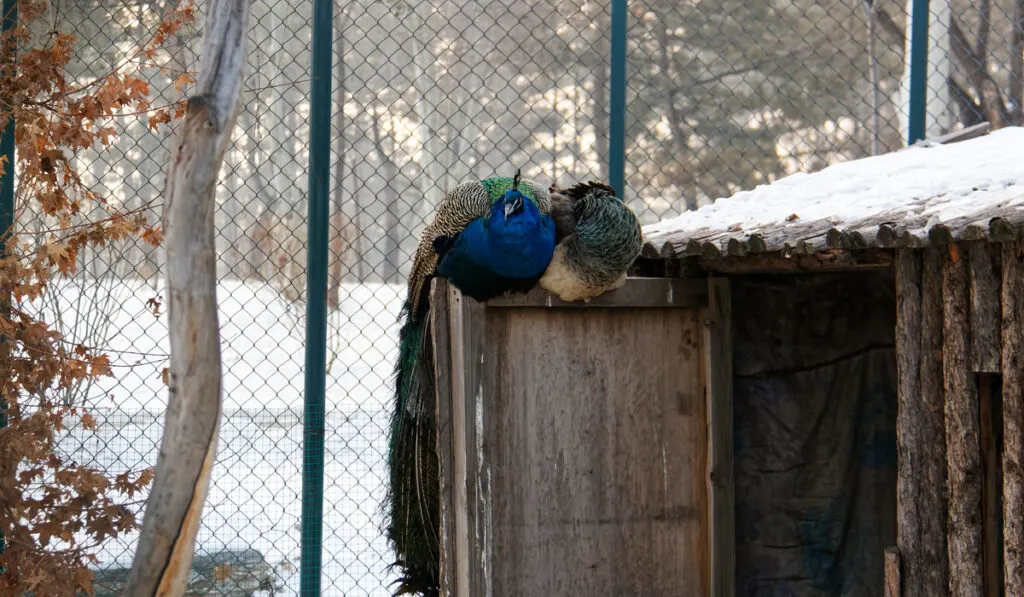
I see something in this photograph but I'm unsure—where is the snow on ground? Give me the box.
[38,277,406,595]
[643,126,1024,240]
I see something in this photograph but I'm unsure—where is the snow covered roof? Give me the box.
[641,126,1024,260]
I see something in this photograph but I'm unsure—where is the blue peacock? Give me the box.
[385,170,554,596]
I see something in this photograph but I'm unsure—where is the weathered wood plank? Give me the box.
[123,0,249,592]
[885,547,902,597]
[485,277,707,309]
[930,121,991,145]
[895,249,923,597]
[486,306,710,596]
[896,247,949,597]
[448,286,489,597]
[447,287,471,597]
[944,245,985,597]
[1003,242,1024,597]
[968,242,1002,372]
[896,249,948,597]
[431,279,456,596]
[705,279,734,597]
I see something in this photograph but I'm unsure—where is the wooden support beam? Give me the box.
[896,248,949,597]
[447,285,489,596]
[705,279,734,597]
[485,277,707,309]
[968,242,1002,372]
[944,245,984,597]
[431,279,456,596]
[1003,242,1024,597]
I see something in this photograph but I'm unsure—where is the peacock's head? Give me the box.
[503,193,524,218]
[500,168,526,218]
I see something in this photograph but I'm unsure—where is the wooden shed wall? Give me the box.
[431,278,732,597]
[895,241,1024,597]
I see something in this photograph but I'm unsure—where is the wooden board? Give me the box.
[431,279,456,595]
[436,277,725,596]
[895,247,949,597]
[485,277,706,309]
[943,245,984,597]
[486,306,708,595]
[704,278,734,597]
[968,242,1001,373]
[1003,242,1024,597]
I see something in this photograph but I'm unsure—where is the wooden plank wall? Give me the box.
[895,241,1024,597]
[433,278,728,597]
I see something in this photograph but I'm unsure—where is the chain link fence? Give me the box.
[23,0,1023,594]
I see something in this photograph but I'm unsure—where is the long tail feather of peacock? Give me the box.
[386,285,441,597]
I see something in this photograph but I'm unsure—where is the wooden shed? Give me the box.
[430,125,1024,597]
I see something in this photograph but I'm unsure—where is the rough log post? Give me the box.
[944,244,984,597]
[968,242,1001,372]
[1003,241,1024,596]
[121,0,249,593]
[896,247,949,597]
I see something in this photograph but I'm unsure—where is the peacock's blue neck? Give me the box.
[483,192,554,279]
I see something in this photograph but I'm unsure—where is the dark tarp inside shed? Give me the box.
[731,271,898,597]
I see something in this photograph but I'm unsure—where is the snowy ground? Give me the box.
[39,277,406,595]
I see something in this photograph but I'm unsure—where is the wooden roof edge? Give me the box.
[641,212,1024,261]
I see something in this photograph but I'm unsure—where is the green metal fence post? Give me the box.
[609,0,626,196]
[301,0,333,589]
[907,0,929,144]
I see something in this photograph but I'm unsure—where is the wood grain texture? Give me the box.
[968,242,1002,372]
[484,277,706,309]
[484,306,709,596]
[896,248,949,597]
[704,279,733,597]
[1003,242,1024,597]
[944,246,984,597]
[122,0,248,592]
[447,286,488,597]
[885,547,902,597]
[431,279,456,596]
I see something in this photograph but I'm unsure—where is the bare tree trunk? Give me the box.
[862,0,881,155]
[1011,0,1024,125]
[371,109,401,284]
[649,8,696,208]
[121,0,248,591]
[950,17,1007,128]
[591,58,609,181]
[331,11,360,303]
